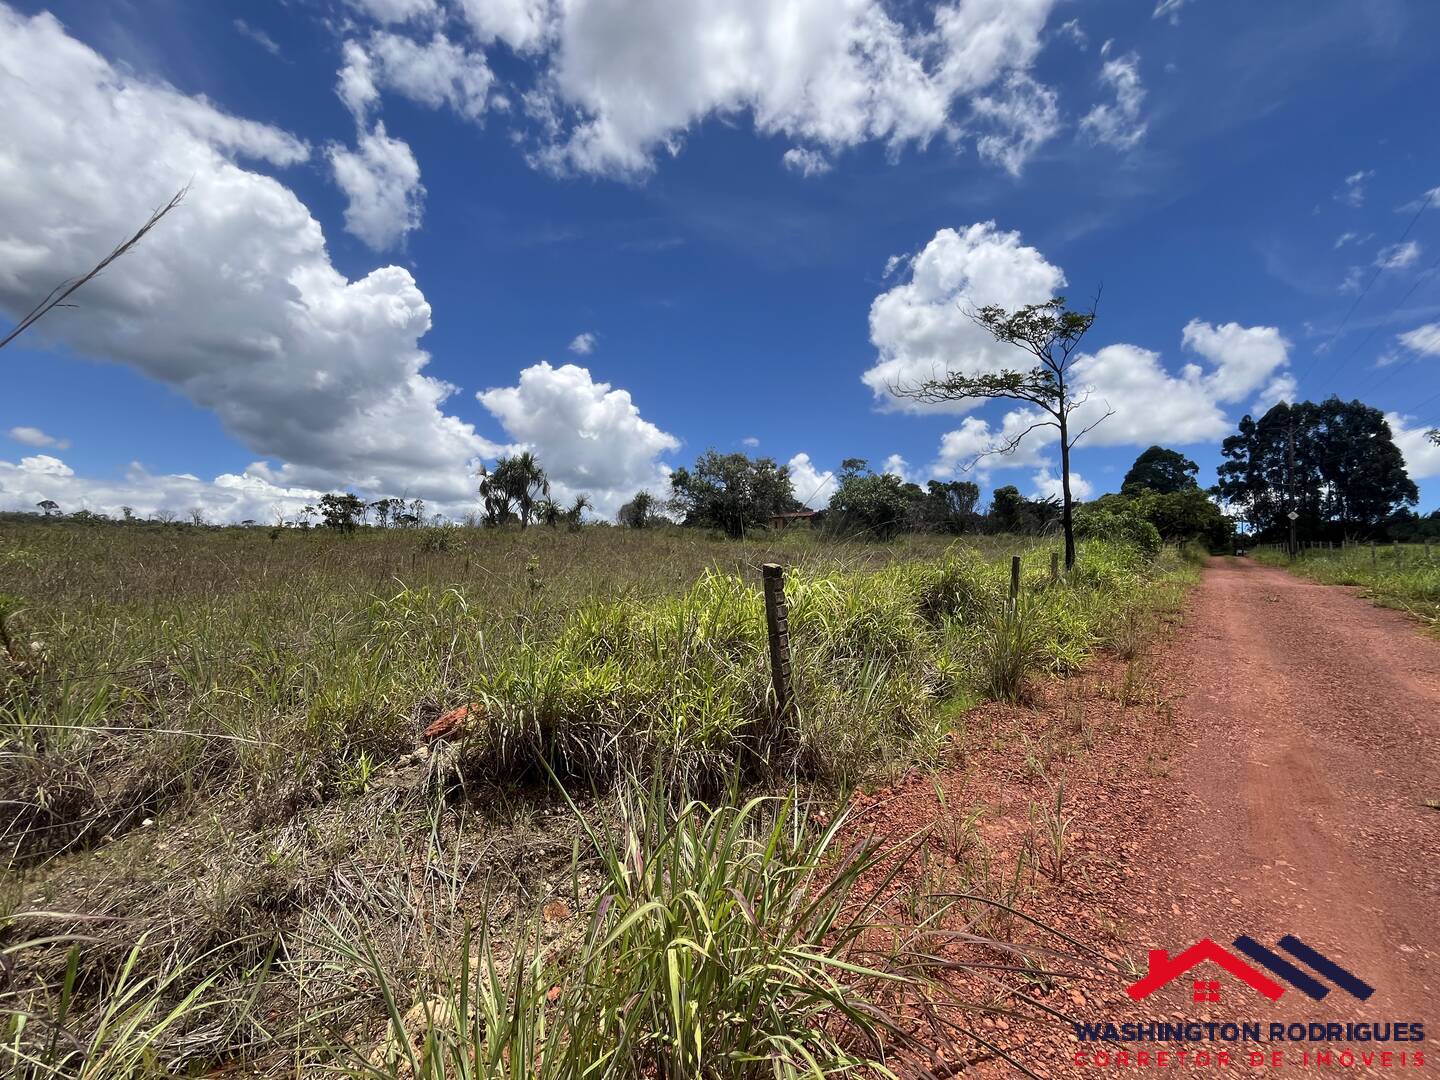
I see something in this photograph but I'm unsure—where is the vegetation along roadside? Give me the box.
[0,520,1203,1077]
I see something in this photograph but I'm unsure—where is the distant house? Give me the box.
[768,509,824,529]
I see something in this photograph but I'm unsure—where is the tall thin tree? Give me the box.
[892,294,1110,569]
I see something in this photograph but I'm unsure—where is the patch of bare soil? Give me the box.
[845,558,1439,1078]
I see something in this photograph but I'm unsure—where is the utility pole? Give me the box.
[1287,422,1298,560]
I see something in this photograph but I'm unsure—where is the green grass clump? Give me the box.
[324,782,933,1080]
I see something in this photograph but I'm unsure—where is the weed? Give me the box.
[975,596,1049,703]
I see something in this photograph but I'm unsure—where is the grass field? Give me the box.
[1252,542,1440,628]
[1,522,1201,1077]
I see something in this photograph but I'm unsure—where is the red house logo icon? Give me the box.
[1127,939,1287,1002]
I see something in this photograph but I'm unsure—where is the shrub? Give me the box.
[1073,506,1161,557]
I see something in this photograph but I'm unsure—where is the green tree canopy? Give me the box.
[318,492,365,531]
[1121,446,1199,495]
[827,464,913,539]
[480,452,551,528]
[1216,398,1416,540]
[669,450,799,538]
[986,485,1059,535]
[617,490,658,528]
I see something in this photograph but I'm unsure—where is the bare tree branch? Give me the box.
[1068,404,1115,448]
[0,186,187,352]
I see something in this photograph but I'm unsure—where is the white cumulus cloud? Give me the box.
[568,331,597,355]
[455,0,556,52]
[1386,413,1440,480]
[868,224,1300,487]
[865,221,1066,412]
[787,453,837,509]
[0,6,493,505]
[328,122,426,250]
[346,0,439,24]
[1030,468,1091,501]
[476,362,679,516]
[0,453,325,523]
[523,0,1059,178]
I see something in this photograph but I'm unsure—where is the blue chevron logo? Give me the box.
[1230,935,1375,1002]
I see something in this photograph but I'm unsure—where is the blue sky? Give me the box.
[2,0,1439,522]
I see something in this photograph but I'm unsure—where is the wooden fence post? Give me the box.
[761,564,794,722]
[1050,551,1059,584]
[1009,555,1021,606]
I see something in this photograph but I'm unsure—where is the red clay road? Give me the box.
[1129,557,1439,1059]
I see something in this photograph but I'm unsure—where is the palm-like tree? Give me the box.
[481,453,551,528]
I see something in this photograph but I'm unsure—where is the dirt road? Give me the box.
[1125,557,1440,1056]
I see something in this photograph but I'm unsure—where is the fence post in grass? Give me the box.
[761,563,794,723]
[1009,555,1021,607]
[1050,551,1059,585]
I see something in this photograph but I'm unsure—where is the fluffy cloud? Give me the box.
[0,6,493,504]
[360,32,497,120]
[1063,323,1294,448]
[881,453,909,479]
[1399,322,1440,356]
[347,0,439,24]
[568,331,597,355]
[1030,468,1091,501]
[869,224,1300,486]
[455,0,555,52]
[864,221,1066,411]
[0,454,323,523]
[476,362,679,516]
[930,409,1056,479]
[970,72,1061,176]
[1376,241,1421,271]
[328,122,426,249]
[522,0,1058,177]
[787,452,837,508]
[1386,413,1440,480]
[782,147,833,177]
[1079,50,1147,150]
[7,426,69,450]
[1177,319,1293,410]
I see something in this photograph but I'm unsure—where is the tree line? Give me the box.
[17,290,1435,546]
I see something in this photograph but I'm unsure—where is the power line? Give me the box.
[1296,185,1437,388]
[1332,247,1440,397]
